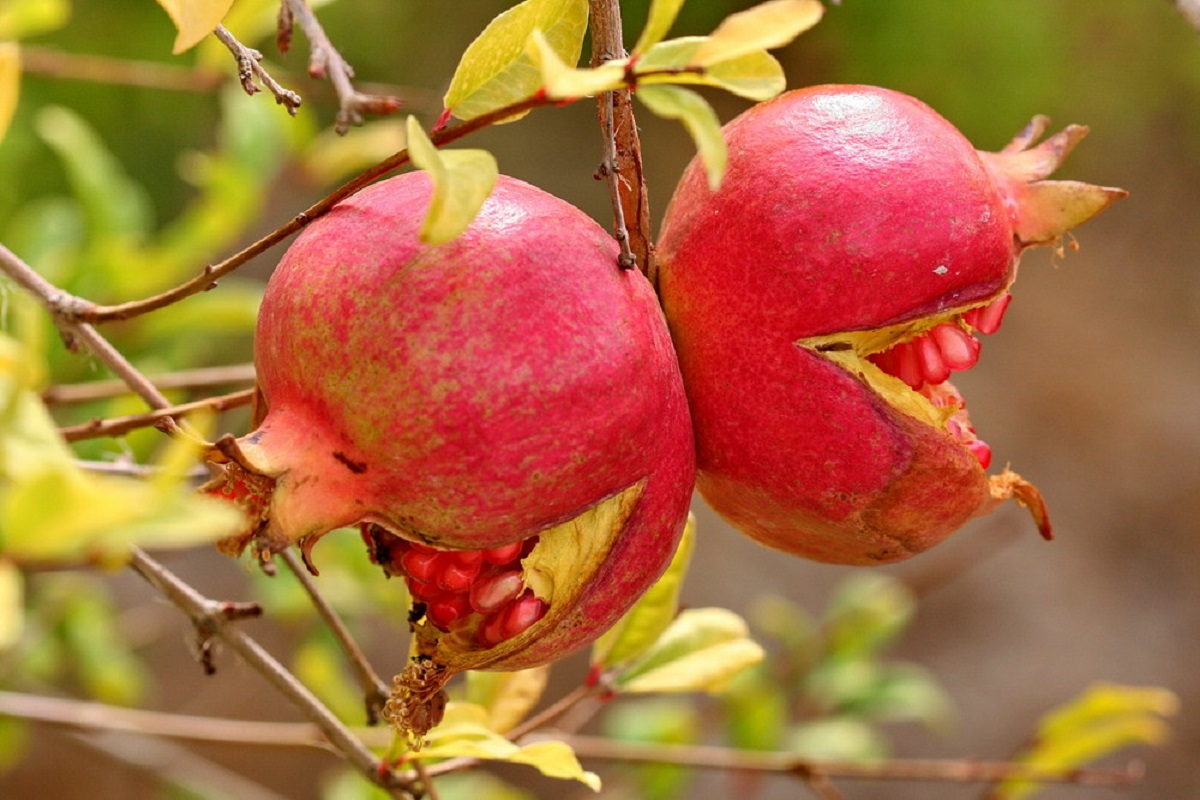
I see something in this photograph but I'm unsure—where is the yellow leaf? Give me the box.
[154,0,235,54]
[632,0,687,55]
[636,37,786,101]
[592,513,695,670]
[616,607,765,694]
[465,667,551,734]
[0,0,70,39]
[405,116,498,245]
[444,0,589,122]
[527,29,627,100]
[0,42,18,145]
[0,562,22,649]
[691,0,824,67]
[636,85,726,189]
[415,703,601,790]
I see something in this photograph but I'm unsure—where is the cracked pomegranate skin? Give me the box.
[240,172,695,670]
[656,85,1076,564]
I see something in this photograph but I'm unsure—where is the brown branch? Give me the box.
[536,734,1145,788]
[214,24,302,115]
[58,388,257,442]
[19,46,225,92]
[42,363,257,405]
[282,0,401,134]
[589,0,655,282]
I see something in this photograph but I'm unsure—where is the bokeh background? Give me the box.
[1,1,1197,798]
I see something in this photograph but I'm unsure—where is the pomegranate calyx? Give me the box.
[980,468,1054,541]
[979,119,1127,247]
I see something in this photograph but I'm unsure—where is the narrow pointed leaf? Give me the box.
[527,29,627,100]
[637,37,786,101]
[0,43,18,145]
[691,0,824,67]
[636,85,726,189]
[154,0,235,54]
[443,0,588,122]
[405,116,498,244]
[632,0,687,55]
[592,513,695,670]
[616,608,765,694]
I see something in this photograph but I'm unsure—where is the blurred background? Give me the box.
[1,0,1197,798]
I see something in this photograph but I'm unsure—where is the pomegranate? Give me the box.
[208,173,695,733]
[656,85,1124,565]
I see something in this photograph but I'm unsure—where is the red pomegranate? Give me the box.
[208,173,695,732]
[656,85,1124,565]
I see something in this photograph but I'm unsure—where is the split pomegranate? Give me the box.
[207,173,695,732]
[656,85,1125,565]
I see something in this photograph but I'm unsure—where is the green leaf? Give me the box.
[691,0,824,67]
[636,38,786,101]
[615,608,765,694]
[632,0,688,55]
[405,116,498,244]
[788,717,890,761]
[0,42,18,145]
[413,704,601,791]
[443,0,589,122]
[0,562,22,650]
[154,0,236,53]
[527,30,627,100]
[0,0,70,39]
[823,573,915,659]
[592,513,695,670]
[721,667,788,752]
[464,667,550,734]
[995,683,1180,800]
[636,85,726,189]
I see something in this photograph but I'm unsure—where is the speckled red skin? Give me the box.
[657,85,1018,564]
[242,173,695,669]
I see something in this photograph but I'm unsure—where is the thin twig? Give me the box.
[278,550,392,724]
[20,46,225,92]
[214,24,302,115]
[127,548,414,798]
[283,0,402,134]
[58,387,256,442]
[589,0,655,281]
[534,734,1146,788]
[42,363,257,405]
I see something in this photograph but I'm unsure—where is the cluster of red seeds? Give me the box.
[868,292,1012,468]
[363,527,548,647]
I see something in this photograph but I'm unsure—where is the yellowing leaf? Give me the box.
[616,608,765,694]
[592,513,695,670]
[632,0,687,55]
[636,85,726,189]
[527,30,627,100]
[691,0,824,67]
[154,0,236,54]
[414,703,601,791]
[465,667,550,734]
[0,0,70,39]
[405,116,498,244]
[444,0,589,122]
[636,37,786,101]
[0,562,22,649]
[0,42,18,145]
[995,683,1179,800]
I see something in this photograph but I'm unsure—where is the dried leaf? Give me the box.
[444,0,588,122]
[691,0,824,67]
[154,0,236,54]
[405,116,498,245]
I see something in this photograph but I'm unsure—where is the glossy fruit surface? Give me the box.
[657,85,1124,565]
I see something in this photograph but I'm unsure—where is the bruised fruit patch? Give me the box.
[656,85,1124,565]
[207,173,695,737]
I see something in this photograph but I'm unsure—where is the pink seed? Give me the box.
[914,334,950,386]
[450,550,484,568]
[481,542,524,565]
[469,571,525,615]
[476,612,508,648]
[967,439,993,470]
[437,559,481,592]
[930,323,981,372]
[964,293,1012,335]
[426,594,472,629]
[400,549,443,584]
[406,576,441,603]
[500,593,548,640]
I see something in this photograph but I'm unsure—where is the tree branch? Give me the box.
[214,24,302,115]
[58,388,256,442]
[42,363,257,405]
